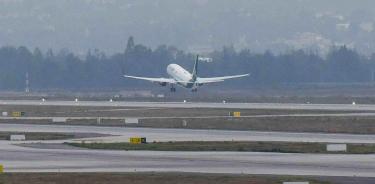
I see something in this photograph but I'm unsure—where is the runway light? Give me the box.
[352,101,356,105]
[42,98,46,102]
[183,100,187,103]
[109,99,113,102]
[75,98,79,102]
[222,100,226,104]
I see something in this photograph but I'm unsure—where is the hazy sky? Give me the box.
[0,0,375,55]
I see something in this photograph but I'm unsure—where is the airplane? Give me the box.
[124,55,249,92]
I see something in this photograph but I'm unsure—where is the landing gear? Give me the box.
[170,84,176,92]
[191,88,198,92]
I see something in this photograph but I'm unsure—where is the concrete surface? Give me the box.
[0,100,374,177]
[2,100,375,111]
[0,141,374,177]
[1,123,375,144]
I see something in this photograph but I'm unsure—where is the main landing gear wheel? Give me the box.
[170,84,176,92]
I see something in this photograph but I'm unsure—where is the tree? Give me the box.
[125,36,135,54]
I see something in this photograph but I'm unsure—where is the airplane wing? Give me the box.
[196,74,250,84]
[124,75,177,84]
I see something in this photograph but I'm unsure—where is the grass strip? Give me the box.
[0,172,335,184]
[0,132,75,140]
[66,141,375,154]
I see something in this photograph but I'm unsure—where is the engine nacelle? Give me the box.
[159,82,167,86]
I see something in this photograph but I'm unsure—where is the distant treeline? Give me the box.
[0,36,374,91]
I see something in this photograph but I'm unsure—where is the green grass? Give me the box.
[66,141,375,154]
[348,144,375,154]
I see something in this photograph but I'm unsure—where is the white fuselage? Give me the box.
[167,64,194,88]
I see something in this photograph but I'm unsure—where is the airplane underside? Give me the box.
[168,83,199,92]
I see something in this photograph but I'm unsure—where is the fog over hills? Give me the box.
[0,0,375,55]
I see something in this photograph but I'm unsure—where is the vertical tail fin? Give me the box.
[192,55,198,81]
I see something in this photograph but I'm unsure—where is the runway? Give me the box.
[1,142,375,177]
[2,100,375,111]
[0,100,375,177]
[0,123,374,176]
[0,124,375,177]
[1,123,375,144]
